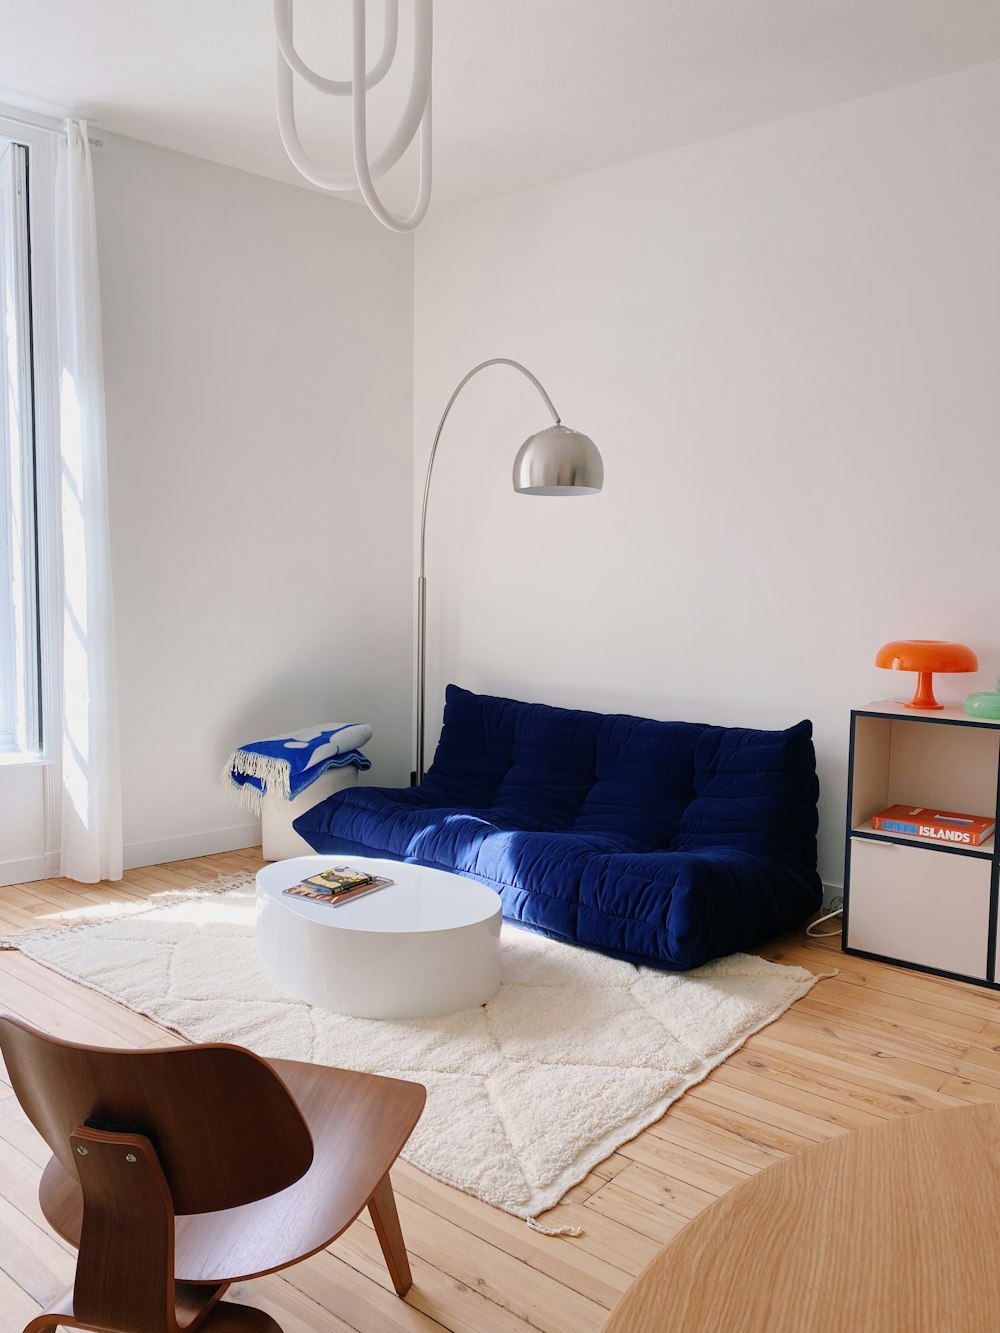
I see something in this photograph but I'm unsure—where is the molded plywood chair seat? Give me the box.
[0,1015,426,1333]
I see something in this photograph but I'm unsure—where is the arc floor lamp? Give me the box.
[414,358,604,783]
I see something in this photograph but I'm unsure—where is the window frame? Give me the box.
[0,111,60,774]
[0,139,40,752]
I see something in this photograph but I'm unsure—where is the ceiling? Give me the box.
[2,0,999,213]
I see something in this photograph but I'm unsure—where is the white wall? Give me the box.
[95,135,413,868]
[413,61,1000,891]
[0,764,47,884]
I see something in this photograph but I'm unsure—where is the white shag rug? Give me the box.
[9,876,826,1229]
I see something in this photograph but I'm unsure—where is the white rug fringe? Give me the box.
[0,872,253,951]
[527,1217,585,1237]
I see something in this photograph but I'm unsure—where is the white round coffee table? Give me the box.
[255,855,502,1019]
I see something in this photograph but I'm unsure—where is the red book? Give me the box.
[871,805,995,846]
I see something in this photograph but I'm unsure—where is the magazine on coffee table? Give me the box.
[284,874,394,908]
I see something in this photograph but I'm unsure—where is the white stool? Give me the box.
[260,767,360,861]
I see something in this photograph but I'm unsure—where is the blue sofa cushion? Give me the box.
[294,685,822,971]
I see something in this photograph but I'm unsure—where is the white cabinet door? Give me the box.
[846,837,991,980]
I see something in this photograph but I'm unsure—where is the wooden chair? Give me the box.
[0,1015,426,1333]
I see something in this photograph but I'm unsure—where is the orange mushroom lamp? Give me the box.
[875,639,978,710]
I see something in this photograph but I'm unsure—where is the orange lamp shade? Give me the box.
[875,639,978,710]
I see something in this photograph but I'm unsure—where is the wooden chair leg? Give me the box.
[367,1172,413,1297]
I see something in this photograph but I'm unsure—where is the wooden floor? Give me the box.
[1,851,998,1333]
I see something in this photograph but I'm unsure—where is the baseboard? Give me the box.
[123,822,261,871]
[0,824,261,885]
[0,850,60,888]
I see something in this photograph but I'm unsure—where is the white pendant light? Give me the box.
[273,0,432,233]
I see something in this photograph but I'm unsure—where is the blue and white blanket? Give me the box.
[223,722,373,814]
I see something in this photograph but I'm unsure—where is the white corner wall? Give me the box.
[94,135,413,868]
[413,60,1000,890]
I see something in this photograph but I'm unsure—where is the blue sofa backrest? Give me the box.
[672,721,820,867]
[424,685,818,866]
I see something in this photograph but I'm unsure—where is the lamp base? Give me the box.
[904,670,943,710]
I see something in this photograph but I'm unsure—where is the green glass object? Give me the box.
[964,677,1000,719]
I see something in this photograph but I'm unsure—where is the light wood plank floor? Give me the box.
[1,849,998,1332]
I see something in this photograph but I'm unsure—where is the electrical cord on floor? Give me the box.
[806,895,844,938]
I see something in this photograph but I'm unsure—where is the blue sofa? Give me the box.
[295,685,823,971]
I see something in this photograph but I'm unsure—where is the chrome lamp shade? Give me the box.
[513,425,604,495]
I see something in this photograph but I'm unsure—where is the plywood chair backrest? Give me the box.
[0,1015,314,1214]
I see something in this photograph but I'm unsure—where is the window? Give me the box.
[0,139,41,755]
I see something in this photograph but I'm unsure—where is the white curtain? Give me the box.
[56,120,123,882]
